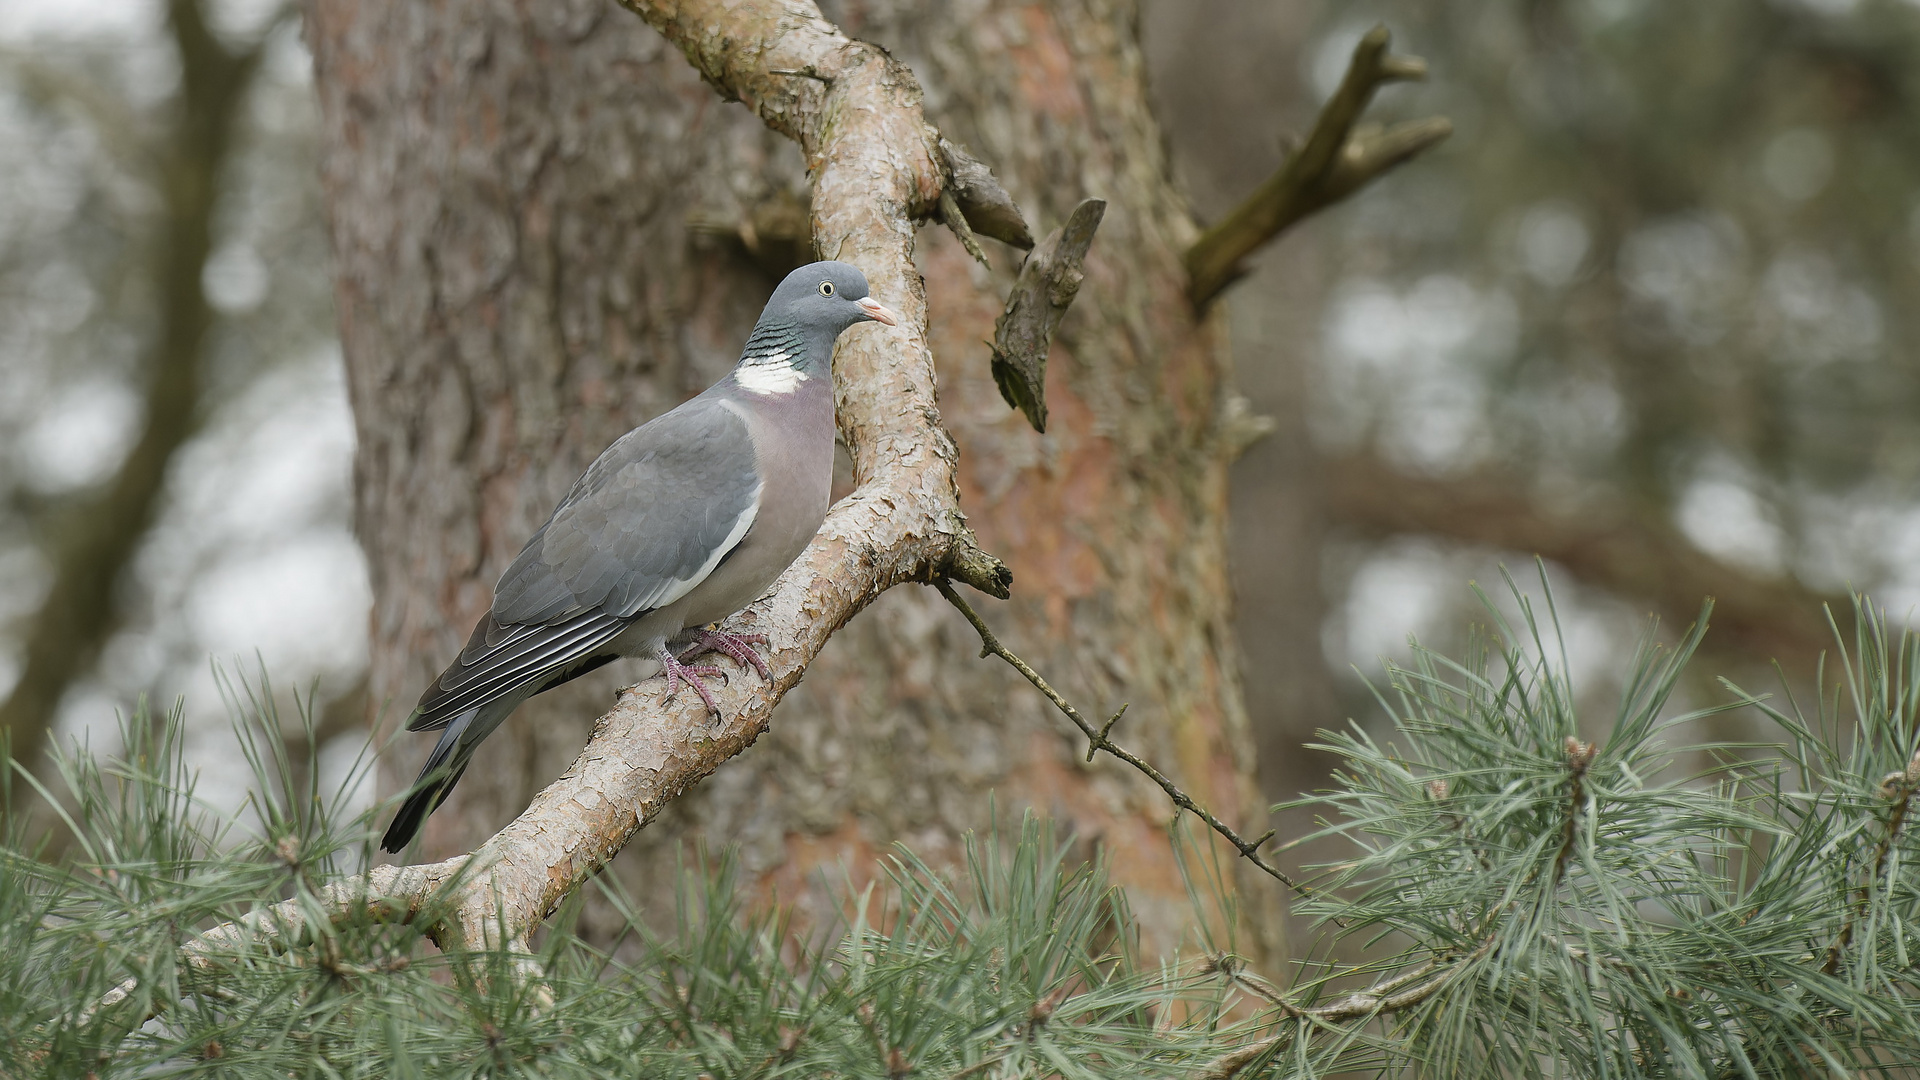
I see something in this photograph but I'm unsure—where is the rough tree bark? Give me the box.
[304,0,1283,955]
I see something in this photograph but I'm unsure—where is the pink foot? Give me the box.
[677,628,772,682]
[654,645,726,715]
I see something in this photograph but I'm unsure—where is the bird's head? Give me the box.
[764,261,899,336]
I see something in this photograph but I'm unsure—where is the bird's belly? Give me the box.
[678,451,830,629]
[676,542,790,628]
[665,380,835,634]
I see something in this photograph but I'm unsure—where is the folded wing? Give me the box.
[409,398,761,732]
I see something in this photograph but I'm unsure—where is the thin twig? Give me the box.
[943,1057,1004,1080]
[1303,932,1494,1022]
[1194,1031,1289,1080]
[935,580,1312,897]
[1089,705,1127,762]
[1204,954,1293,1014]
[1190,934,1496,1079]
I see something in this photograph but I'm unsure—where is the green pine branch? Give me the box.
[1236,579,1920,1077]
[6,579,1920,1077]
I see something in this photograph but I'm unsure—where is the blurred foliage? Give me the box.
[1311,0,1920,592]
[0,2,354,798]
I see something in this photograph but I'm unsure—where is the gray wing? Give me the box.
[408,609,630,730]
[408,396,761,732]
[493,396,762,624]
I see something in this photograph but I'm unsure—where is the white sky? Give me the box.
[0,0,154,43]
[0,0,284,44]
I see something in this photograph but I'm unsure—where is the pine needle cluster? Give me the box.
[1264,587,1920,1077]
[0,685,1238,1077]
[5,583,1919,1077]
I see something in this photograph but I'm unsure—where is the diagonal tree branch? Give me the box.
[115,0,1025,980]
[1185,25,1450,308]
[439,0,1025,947]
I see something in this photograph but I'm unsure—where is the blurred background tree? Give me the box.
[2,0,1918,951]
[0,0,360,819]
[1155,1,1916,749]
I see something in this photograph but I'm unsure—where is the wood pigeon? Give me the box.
[381,261,898,853]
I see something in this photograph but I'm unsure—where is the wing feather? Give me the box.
[410,391,763,733]
[409,611,628,731]
[493,396,761,624]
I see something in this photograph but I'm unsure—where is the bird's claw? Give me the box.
[677,628,773,682]
[655,645,726,717]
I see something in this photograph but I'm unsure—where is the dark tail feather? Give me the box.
[381,709,476,853]
[379,763,468,853]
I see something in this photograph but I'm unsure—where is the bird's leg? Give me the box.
[653,644,726,716]
[676,628,773,682]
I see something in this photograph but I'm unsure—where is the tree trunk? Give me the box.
[306,0,1272,958]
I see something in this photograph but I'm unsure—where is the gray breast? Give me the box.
[672,377,836,628]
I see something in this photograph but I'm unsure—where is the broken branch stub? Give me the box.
[941,137,1034,251]
[1185,24,1450,308]
[940,187,992,270]
[989,197,1106,433]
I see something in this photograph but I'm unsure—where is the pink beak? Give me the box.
[855,296,899,326]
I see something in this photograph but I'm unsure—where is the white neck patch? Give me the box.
[734,352,808,395]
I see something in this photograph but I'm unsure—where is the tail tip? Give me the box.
[379,790,432,854]
[379,822,413,855]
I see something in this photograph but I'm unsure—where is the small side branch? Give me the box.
[989,198,1106,433]
[1192,935,1497,1079]
[1823,745,1920,975]
[1185,25,1450,308]
[940,137,1034,252]
[934,579,1306,895]
[945,540,1015,600]
[1553,737,1596,887]
[1194,1033,1286,1080]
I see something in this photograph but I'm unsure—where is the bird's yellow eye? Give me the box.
[818,281,835,297]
